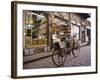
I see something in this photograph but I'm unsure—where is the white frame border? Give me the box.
[16,3,97,77]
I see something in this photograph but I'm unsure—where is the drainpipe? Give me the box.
[47,13,53,49]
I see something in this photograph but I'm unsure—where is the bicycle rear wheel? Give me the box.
[52,49,66,67]
[73,42,80,57]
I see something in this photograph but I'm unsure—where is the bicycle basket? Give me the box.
[53,42,61,50]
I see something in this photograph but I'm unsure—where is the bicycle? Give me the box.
[51,37,80,67]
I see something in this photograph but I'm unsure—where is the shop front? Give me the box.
[23,10,49,55]
[23,11,91,56]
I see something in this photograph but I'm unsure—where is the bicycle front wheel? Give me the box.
[52,49,66,67]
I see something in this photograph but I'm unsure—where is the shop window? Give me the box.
[24,11,48,53]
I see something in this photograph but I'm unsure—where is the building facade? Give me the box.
[23,10,91,55]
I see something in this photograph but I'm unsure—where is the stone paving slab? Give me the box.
[23,45,91,69]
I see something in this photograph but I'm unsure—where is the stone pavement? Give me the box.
[23,51,52,64]
[23,45,91,69]
[23,43,87,64]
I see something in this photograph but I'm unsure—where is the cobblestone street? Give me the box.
[23,45,91,69]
